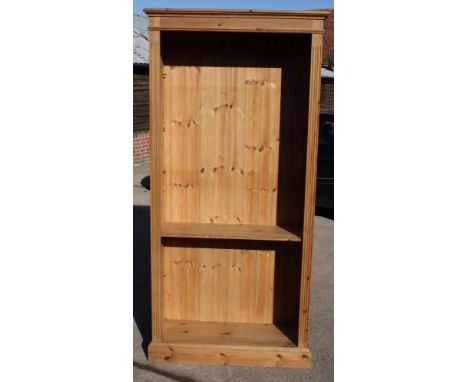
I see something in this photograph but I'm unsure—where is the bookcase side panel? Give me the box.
[149,30,164,341]
[298,33,323,348]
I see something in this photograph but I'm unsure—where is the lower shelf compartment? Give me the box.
[150,320,311,368]
[162,319,296,348]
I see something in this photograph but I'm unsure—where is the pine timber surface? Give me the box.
[162,319,295,347]
[145,8,328,34]
[161,239,278,323]
[144,7,329,368]
[148,342,312,368]
[298,33,324,349]
[161,222,301,242]
[149,30,163,342]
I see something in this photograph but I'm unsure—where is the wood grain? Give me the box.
[162,319,295,347]
[226,243,242,322]
[227,47,246,224]
[161,32,283,226]
[147,11,329,367]
[162,240,275,323]
[161,222,301,241]
[198,43,217,224]
[149,30,163,341]
[151,16,323,34]
[145,8,329,35]
[197,245,213,321]
[149,342,312,368]
[298,33,323,348]
[144,8,330,17]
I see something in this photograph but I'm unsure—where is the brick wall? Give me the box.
[321,79,334,112]
[134,66,150,163]
[133,130,150,163]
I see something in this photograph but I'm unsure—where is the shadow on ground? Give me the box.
[315,176,334,220]
[134,205,201,382]
[133,205,151,357]
[140,176,150,191]
[315,205,334,220]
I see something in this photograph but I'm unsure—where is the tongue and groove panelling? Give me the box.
[159,32,309,325]
[161,32,281,225]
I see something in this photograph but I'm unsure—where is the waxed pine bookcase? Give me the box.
[144,8,329,368]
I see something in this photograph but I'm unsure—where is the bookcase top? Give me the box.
[143,8,330,33]
[143,8,330,18]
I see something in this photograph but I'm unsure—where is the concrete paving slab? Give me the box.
[133,161,333,381]
[134,162,150,206]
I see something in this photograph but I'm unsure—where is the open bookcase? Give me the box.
[144,8,329,368]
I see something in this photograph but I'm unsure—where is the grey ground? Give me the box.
[133,162,333,381]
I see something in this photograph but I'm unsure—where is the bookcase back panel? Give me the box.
[162,239,275,323]
[161,32,311,226]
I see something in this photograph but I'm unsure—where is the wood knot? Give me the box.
[259,144,273,152]
[186,120,197,128]
[245,79,259,85]
[214,103,230,111]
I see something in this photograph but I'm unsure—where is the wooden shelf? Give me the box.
[162,319,296,348]
[161,222,301,242]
